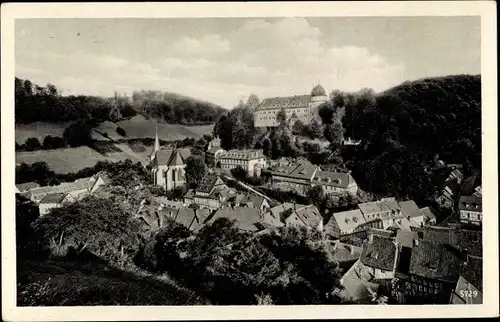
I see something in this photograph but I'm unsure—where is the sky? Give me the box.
[15,17,480,109]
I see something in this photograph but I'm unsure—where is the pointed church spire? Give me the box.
[151,121,160,162]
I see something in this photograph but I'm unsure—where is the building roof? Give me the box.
[358,198,401,216]
[389,217,413,232]
[312,170,356,188]
[423,226,452,245]
[396,230,419,248]
[409,239,464,283]
[290,204,323,228]
[419,207,437,221]
[450,276,482,305]
[399,200,420,215]
[209,207,262,232]
[29,176,96,197]
[459,256,483,292]
[360,236,398,272]
[240,194,266,208]
[166,208,212,232]
[458,195,482,212]
[16,182,40,192]
[328,209,366,232]
[460,174,482,196]
[219,149,265,160]
[449,229,482,258]
[154,148,191,166]
[268,202,303,219]
[340,277,380,303]
[326,240,363,263]
[39,192,67,204]
[367,228,396,239]
[311,84,327,97]
[255,94,311,111]
[206,146,224,154]
[196,174,222,194]
[342,259,376,282]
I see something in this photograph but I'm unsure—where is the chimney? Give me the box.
[368,234,373,243]
[413,239,419,247]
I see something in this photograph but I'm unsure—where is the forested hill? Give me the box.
[343,74,482,204]
[14,78,226,125]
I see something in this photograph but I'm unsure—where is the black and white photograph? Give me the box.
[1,1,498,321]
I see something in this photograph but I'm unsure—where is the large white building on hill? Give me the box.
[253,84,328,128]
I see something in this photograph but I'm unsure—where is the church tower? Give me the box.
[309,83,328,116]
[150,122,160,162]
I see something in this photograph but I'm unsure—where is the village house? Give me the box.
[338,258,381,304]
[208,206,264,232]
[282,204,323,232]
[357,198,403,229]
[27,173,107,205]
[435,168,464,209]
[160,207,213,232]
[219,149,267,176]
[236,194,271,213]
[311,170,358,196]
[253,84,328,128]
[15,182,40,194]
[458,195,482,226]
[325,240,363,270]
[185,174,231,210]
[360,235,399,280]
[398,200,437,228]
[324,209,368,239]
[267,202,307,220]
[392,238,466,304]
[38,192,68,216]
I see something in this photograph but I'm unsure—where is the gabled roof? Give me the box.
[291,205,323,228]
[389,217,412,232]
[312,170,355,188]
[40,192,67,204]
[255,94,311,111]
[340,277,380,302]
[399,200,420,215]
[166,208,212,232]
[328,209,366,232]
[449,229,482,258]
[458,195,482,212]
[396,230,419,248]
[269,203,306,218]
[196,174,222,194]
[419,207,437,221]
[423,226,452,245]
[360,236,398,272]
[154,148,191,166]
[326,240,363,263]
[209,207,262,232]
[358,198,401,216]
[16,182,40,192]
[219,149,265,161]
[460,174,482,196]
[168,151,184,166]
[240,194,266,208]
[29,177,95,196]
[409,239,464,282]
[260,211,284,228]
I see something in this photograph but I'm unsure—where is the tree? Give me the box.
[246,93,260,108]
[185,156,207,188]
[43,135,66,150]
[262,138,272,158]
[230,166,247,181]
[306,185,325,206]
[63,121,93,147]
[277,109,287,128]
[323,122,344,147]
[116,127,126,137]
[24,137,42,151]
[292,120,305,135]
[307,118,323,139]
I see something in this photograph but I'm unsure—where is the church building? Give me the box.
[253,84,328,128]
[150,124,191,191]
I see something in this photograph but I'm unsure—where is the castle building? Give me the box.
[219,149,267,176]
[150,124,191,190]
[253,84,328,128]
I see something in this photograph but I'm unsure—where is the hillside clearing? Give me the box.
[15,122,74,144]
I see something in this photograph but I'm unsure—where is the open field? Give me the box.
[115,115,214,141]
[15,122,74,144]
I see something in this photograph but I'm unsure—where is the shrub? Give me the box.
[24,137,42,151]
[116,127,126,136]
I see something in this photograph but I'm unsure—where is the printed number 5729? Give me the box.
[460,290,478,297]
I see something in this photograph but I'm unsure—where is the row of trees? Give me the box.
[131,90,227,125]
[15,78,136,124]
[138,218,345,305]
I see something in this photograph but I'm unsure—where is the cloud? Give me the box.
[171,34,231,57]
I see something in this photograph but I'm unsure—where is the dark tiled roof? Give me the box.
[255,95,311,111]
[312,170,355,188]
[399,200,420,215]
[210,207,262,232]
[449,229,482,258]
[423,226,452,245]
[460,175,482,196]
[459,257,482,291]
[326,241,363,263]
[409,239,464,283]
[154,148,191,166]
[219,149,265,160]
[40,192,67,204]
[292,205,323,228]
[340,277,380,302]
[458,195,482,212]
[360,236,397,272]
[196,174,221,194]
[420,207,437,220]
[16,182,40,192]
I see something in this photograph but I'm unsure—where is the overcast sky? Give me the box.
[15,17,480,109]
